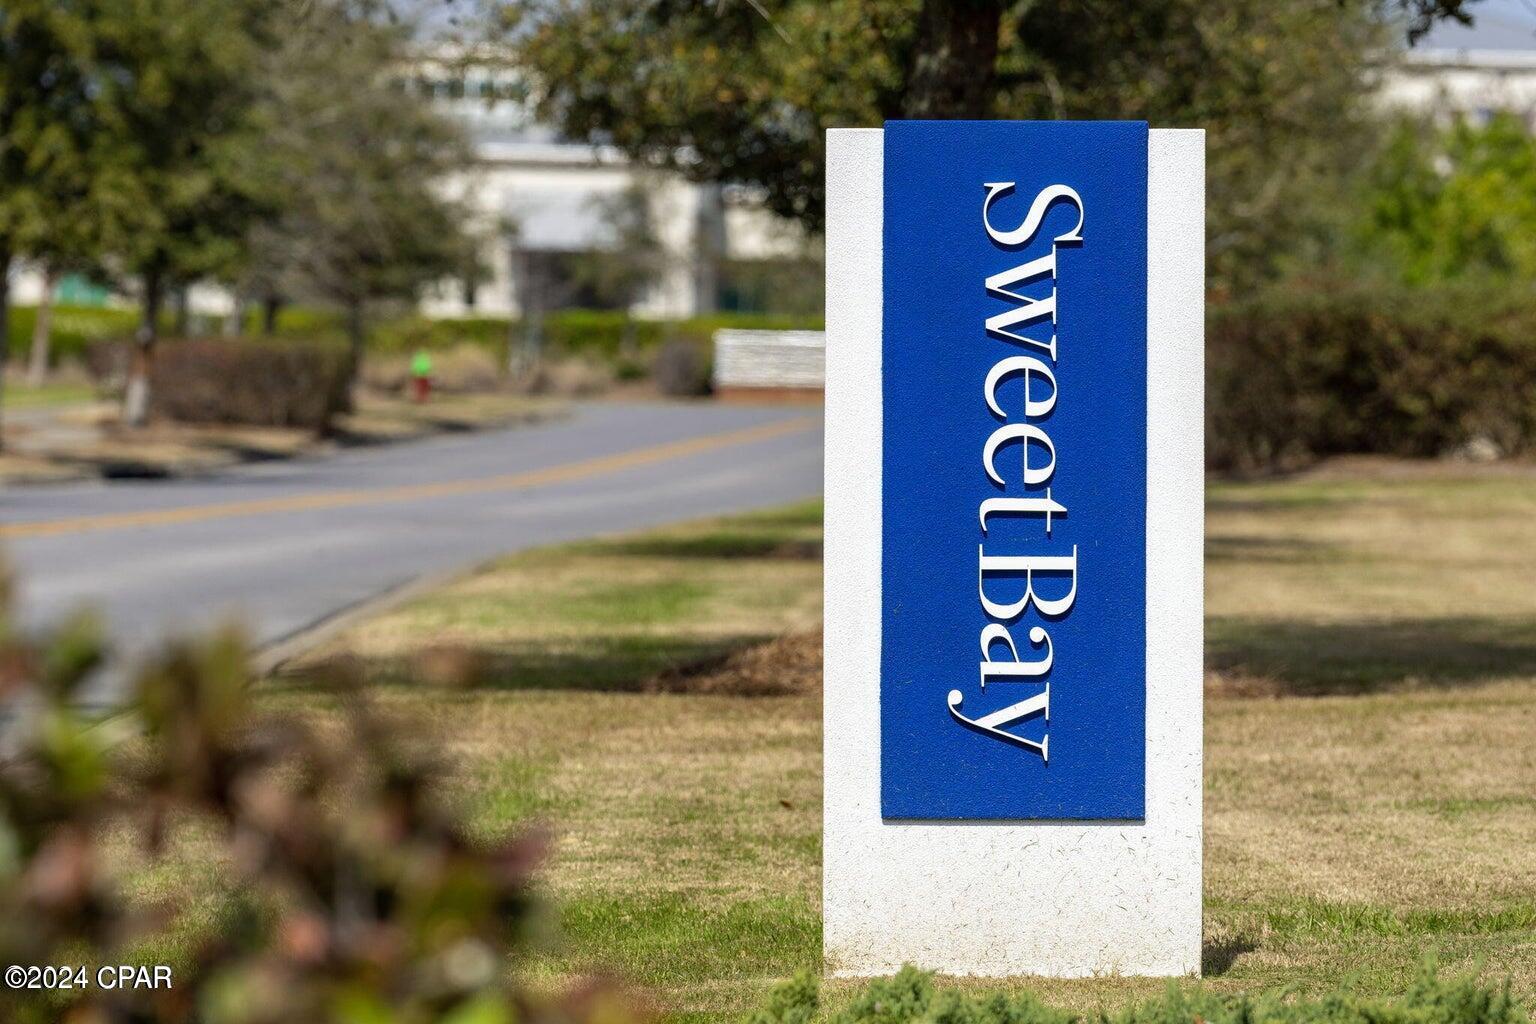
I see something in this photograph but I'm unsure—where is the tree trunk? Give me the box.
[26,266,58,386]
[262,294,281,335]
[173,285,191,337]
[0,244,12,452]
[522,287,544,379]
[619,313,638,360]
[503,315,516,379]
[901,0,1002,119]
[124,267,163,427]
[224,294,245,337]
[345,297,366,389]
[508,241,542,378]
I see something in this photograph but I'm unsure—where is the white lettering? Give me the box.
[948,688,1049,760]
[978,544,1079,620]
[983,422,1056,487]
[984,256,1058,358]
[984,354,1057,420]
[956,181,1084,761]
[978,492,1066,534]
[979,623,1053,688]
[981,182,1084,246]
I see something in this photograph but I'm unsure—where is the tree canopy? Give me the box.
[247,2,477,378]
[1355,113,1536,285]
[503,0,1485,290]
[0,1,120,442]
[0,0,476,430]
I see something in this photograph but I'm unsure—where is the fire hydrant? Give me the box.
[410,349,433,403]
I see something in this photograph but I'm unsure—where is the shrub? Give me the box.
[0,568,630,1024]
[363,342,504,394]
[513,355,614,397]
[147,339,352,431]
[1208,283,1536,471]
[83,337,132,392]
[370,310,824,360]
[653,339,712,396]
[25,304,823,374]
[755,965,1527,1024]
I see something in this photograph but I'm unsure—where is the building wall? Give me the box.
[4,53,819,325]
[1379,50,1536,123]
[413,54,818,322]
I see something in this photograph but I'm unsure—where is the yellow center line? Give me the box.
[0,416,819,541]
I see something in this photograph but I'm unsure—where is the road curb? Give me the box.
[252,560,492,677]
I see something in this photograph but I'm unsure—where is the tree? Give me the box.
[250,3,476,387]
[25,238,109,388]
[570,183,669,354]
[0,1,106,447]
[86,0,277,425]
[1354,113,1536,285]
[503,0,1486,291]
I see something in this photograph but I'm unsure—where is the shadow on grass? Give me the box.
[1206,489,1363,514]
[202,439,304,462]
[593,531,822,561]
[1201,934,1256,977]
[730,502,823,529]
[1206,533,1341,565]
[1209,615,1536,695]
[286,633,782,694]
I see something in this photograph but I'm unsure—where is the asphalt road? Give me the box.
[0,401,823,684]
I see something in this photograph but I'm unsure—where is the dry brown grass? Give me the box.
[644,630,823,696]
[281,468,1536,1019]
[299,510,823,693]
[337,389,562,441]
[0,390,560,483]
[312,654,1536,1017]
[1207,467,1536,695]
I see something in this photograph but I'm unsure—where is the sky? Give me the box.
[1415,0,1536,50]
[399,0,1536,54]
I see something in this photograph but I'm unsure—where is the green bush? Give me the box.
[754,965,1528,1024]
[1208,283,1536,471]
[371,309,824,358]
[5,304,138,364]
[10,303,822,373]
[147,338,351,431]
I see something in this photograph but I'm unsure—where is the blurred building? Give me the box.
[20,14,1536,323]
[410,51,821,321]
[1379,1,1536,122]
[5,49,822,323]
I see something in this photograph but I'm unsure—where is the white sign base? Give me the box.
[822,127,1205,977]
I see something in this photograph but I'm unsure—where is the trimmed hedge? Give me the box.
[8,303,822,363]
[147,338,351,431]
[1209,284,1536,471]
[371,309,824,356]
[751,965,1528,1024]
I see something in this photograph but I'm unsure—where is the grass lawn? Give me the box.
[2,379,96,409]
[284,463,1536,1021]
[0,388,561,485]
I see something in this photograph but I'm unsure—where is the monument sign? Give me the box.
[824,122,1204,976]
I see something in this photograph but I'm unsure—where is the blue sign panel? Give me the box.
[881,121,1147,820]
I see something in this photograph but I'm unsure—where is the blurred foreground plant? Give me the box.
[0,568,631,1024]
